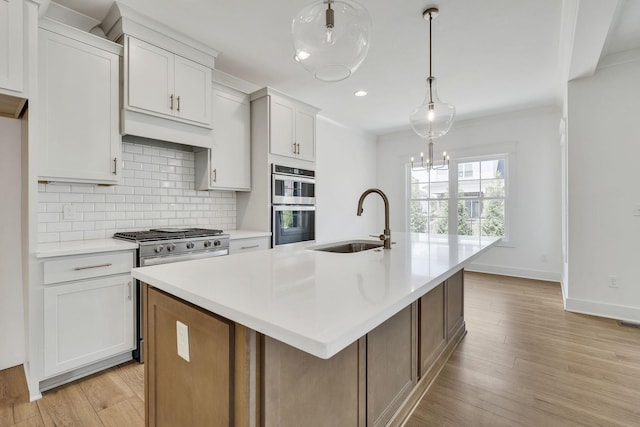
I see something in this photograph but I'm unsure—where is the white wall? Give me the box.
[566,55,640,322]
[0,116,25,370]
[315,117,378,241]
[377,107,563,281]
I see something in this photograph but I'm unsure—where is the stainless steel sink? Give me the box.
[309,240,384,253]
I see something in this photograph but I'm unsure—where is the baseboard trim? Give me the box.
[39,352,133,394]
[564,297,640,324]
[467,262,561,283]
[24,364,42,402]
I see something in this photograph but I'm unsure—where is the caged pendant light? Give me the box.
[409,7,455,171]
[292,0,372,82]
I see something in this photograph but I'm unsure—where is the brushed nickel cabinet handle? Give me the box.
[74,263,112,271]
[177,96,180,112]
[170,94,174,110]
[113,157,117,175]
[240,244,260,250]
[292,143,296,154]
[127,281,132,301]
[212,168,217,183]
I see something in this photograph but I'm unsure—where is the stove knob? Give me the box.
[167,243,176,252]
[204,240,212,248]
[154,245,164,253]
[213,240,221,247]
[186,242,195,250]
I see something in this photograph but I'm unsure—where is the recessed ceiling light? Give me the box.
[354,90,367,97]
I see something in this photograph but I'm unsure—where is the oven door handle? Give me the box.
[273,205,316,211]
[140,250,229,266]
[272,174,316,185]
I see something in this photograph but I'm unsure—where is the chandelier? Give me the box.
[291,0,372,82]
[409,7,455,171]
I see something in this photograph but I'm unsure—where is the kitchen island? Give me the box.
[132,233,500,426]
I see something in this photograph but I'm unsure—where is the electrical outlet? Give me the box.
[608,275,618,288]
[63,204,76,221]
[176,320,190,362]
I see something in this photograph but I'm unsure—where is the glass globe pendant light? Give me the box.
[409,7,455,140]
[292,0,372,82]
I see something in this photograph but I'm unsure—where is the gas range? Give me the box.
[114,228,230,258]
[113,227,230,362]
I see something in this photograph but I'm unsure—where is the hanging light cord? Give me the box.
[428,10,434,104]
[429,10,433,79]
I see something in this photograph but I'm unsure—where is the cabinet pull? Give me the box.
[177,96,181,112]
[240,244,260,250]
[292,143,297,154]
[170,94,174,110]
[127,281,132,301]
[212,168,217,182]
[73,263,112,271]
[113,157,117,175]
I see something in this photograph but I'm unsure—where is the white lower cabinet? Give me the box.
[43,275,134,377]
[42,251,135,378]
[229,236,270,254]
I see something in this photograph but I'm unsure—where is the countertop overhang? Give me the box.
[132,233,500,359]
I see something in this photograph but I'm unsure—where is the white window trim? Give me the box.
[406,142,517,247]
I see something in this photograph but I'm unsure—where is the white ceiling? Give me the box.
[51,0,640,136]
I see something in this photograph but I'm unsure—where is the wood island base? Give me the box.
[143,269,465,427]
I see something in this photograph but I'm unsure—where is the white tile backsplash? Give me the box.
[38,141,236,243]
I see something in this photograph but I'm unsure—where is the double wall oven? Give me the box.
[271,164,316,246]
[114,228,229,362]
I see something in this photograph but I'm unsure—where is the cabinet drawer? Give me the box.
[44,251,134,285]
[229,237,269,254]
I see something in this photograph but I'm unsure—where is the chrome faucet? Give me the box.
[357,188,391,249]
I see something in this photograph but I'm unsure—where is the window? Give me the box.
[408,156,508,239]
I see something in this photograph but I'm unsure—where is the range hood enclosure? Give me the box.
[100,2,220,148]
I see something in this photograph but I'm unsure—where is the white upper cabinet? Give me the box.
[195,84,250,191]
[261,90,317,162]
[0,0,23,94]
[294,107,317,162]
[38,26,122,184]
[126,36,212,128]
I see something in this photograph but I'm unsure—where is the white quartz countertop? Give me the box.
[132,233,500,359]
[37,238,138,258]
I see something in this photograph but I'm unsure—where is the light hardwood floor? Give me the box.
[0,362,144,427]
[406,273,640,427]
[1,272,639,426]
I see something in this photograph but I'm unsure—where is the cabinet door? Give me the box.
[127,36,174,118]
[295,107,316,161]
[174,55,212,126]
[0,0,23,93]
[269,95,296,158]
[419,283,446,377]
[366,305,417,427]
[38,30,121,184]
[43,275,134,377]
[446,269,465,339]
[210,85,250,190]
